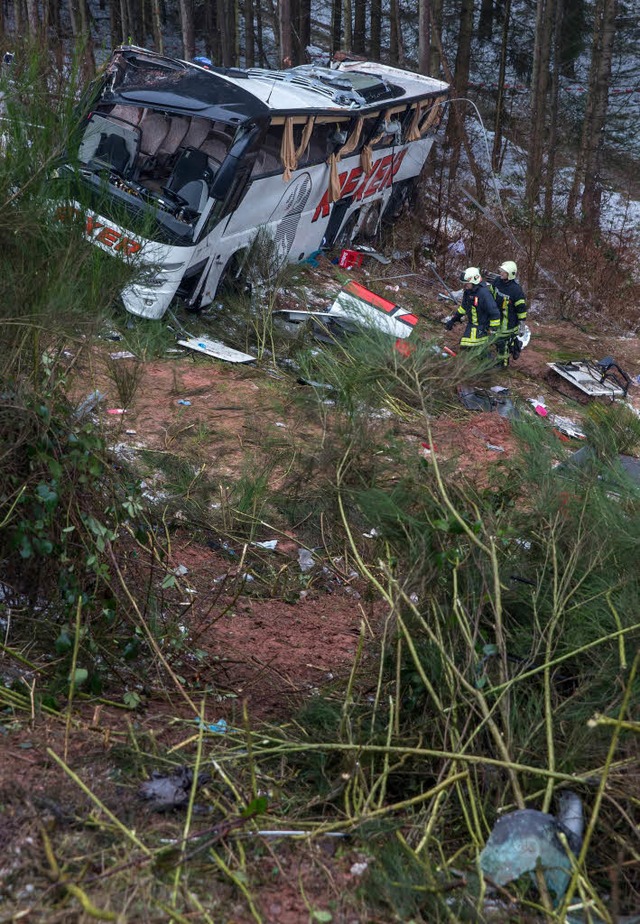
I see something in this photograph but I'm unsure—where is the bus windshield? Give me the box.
[70,106,237,244]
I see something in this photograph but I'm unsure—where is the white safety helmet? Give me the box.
[499,260,517,280]
[461,266,482,285]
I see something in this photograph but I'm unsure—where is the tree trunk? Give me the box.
[151,0,163,52]
[370,0,381,60]
[418,0,429,75]
[26,0,39,36]
[389,0,404,65]
[245,0,255,66]
[478,0,493,40]
[343,0,352,51]
[543,0,563,223]
[279,0,292,65]
[353,0,366,55]
[559,0,586,78]
[525,0,554,209]
[445,0,474,181]
[298,0,311,64]
[255,0,268,66]
[179,0,195,61]
[580,0,617,227]
[331,0,342,56]
[429,0,443,76]
[492,0,511,171]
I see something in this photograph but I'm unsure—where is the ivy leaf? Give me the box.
[55,630,72,655]
[242,796,268,818]
[123,691,141,709]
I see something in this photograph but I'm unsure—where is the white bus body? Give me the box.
[56,47,448,319]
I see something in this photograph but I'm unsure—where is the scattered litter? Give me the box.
[548,357,631,398]
[353,244,392,264]
[420,442,436,459]
[75,390,105,420]
[125,429,137,435]
[304,249,321,267]
[177,336,256,364]
[109,350,137,360]
[298,548,315,573]
[196,717,228,735]
[252,830,348,838]
[528,396,548,417]
[177,399,192,406]
[350,861,369,876]
[490,385,509,394]
[275,421,287,428]
[139,767,210,811]
[459,387,521,419]
[385,284,400,292]
[486,443,505,452]
[409,592,419,604]
[339,248,364,269]
[362,528,379,538]
[252,539,278,550]
[174,564,189,576]
[107,408,126,415]
[391,249,411,260]
[102,330,123,341]
[549,415,586,440]
[480,791,583,903]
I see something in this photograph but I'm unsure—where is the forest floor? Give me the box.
[2,252,640,923]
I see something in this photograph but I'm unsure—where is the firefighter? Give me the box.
[445,267,501,349]
[491,260,527,367]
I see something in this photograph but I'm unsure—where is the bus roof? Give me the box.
[104,46,449,123]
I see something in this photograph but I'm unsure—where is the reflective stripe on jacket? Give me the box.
[456,282,501,347]
[491,277,527,332]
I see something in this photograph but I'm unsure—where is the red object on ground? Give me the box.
[339,249,364,269]
[395,338,415,357]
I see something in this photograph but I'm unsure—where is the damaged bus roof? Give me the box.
[103,46,449,123]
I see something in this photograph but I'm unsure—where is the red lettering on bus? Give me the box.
[363,154,392,197]
[312,149,409,223]
[96,226,120,246]
[114,238,142,255]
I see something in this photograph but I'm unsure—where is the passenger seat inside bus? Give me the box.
[164,148,213,213]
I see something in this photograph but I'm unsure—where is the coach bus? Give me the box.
[54,45,448,319]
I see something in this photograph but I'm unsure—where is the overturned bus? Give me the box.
[55,46,448,319]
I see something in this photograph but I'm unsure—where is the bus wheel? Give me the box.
[357,201,381,239]
[217,251,251,298]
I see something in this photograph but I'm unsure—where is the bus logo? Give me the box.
[312,149,408,223]
[55,206,142,255]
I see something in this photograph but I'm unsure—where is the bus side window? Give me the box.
[251,124,283,178]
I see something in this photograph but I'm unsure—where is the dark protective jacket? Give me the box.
[491,277,527,333]
[454,281,501,346]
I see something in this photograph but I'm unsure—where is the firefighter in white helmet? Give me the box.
[490,260,528,366]
[445,267,501,349]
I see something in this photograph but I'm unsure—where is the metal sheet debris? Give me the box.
[547,359,630,398]
[177,336,256,364]
[275,281,418,340]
